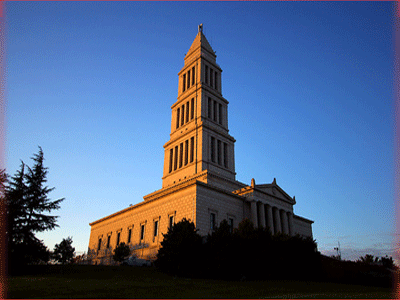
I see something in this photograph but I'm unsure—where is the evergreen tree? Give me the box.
[205,219,235,278]
[380,255,395,269]
[23,147,64,236]
[6,163,27,248]
[6,147,64,267]
[155,218,203,276]
[112,242,131,263]
[53,237,75,264]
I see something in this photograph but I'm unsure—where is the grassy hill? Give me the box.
[7,264,394,299]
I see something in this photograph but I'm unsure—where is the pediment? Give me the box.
[256,183,295,204]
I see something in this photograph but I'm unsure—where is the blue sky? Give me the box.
[6,2,395,261]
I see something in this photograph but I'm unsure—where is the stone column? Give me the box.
[266,204,274,234]
[273,207,281,234]
[186,102,190,123]
[288,212,294,236]
[216,102,220,123]
[210,99,213,120]
[258,202,266,228]
[250,201,258,228]
[281,210,289,235]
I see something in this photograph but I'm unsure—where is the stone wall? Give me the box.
[88,184,197,263]
[195,183,244,236]
[293,215,313,238]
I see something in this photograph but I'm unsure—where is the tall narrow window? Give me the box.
[128,228,132,244]
[140,224,145,241]
[223,143,228,168]
[176,108,180,129]
[190,98,194,120]
[183,74,186,92]
[192,66,195,85]
[169,149,173,173]
[98,238,102,251]
[174,146,178,170]
[181,105,185,126]
[116,232,120,246]
[218,103,222,124]
[190,137,194,163]
[169,215,174,228]
[210,68,213,88]
[211,137,215,163]
[186,101,189,123]
[208,97,212,119]
[185,140,189,166]
[179,143,183,168]
[154,220,159,237]
[228,218,234,233]
[215,71,218,90]
[107,235,111,248]
[205,65,208,84]
[210,213,216,231]
[187,70,191,88]
[213,101,217,122]
[217,140,221,165]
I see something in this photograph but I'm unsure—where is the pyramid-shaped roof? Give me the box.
[185,27,216,60]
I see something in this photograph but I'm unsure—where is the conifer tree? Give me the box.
[53,237,75,264]
[156,218,203,276]
[113,242,131,263]
[6,147,64,267]
[23,147,64,236]
[6,162,27,247]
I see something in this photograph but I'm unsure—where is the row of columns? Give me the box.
[250,201,294,236]
[176,98,195,129]
[208,97,223,125]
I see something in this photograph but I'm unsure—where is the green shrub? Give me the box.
[155,218,203,276]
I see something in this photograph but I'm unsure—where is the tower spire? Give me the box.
[162,28,236,188]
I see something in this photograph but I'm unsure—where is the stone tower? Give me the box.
[88,27,314,264]
[162,26,236,188]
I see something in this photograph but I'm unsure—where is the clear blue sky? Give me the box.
[6,2,395,261]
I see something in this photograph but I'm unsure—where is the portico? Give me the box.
[233,178,303,236]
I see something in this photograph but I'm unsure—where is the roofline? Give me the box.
[233,182,295,205]
[89,170,245,226]
[293,214,314,224]
[89,176,199,226]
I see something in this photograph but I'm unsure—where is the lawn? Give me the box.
[7,265,394,299]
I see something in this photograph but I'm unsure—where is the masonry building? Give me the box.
[88,26,313,264]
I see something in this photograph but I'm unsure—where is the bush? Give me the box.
[155,218,203,276]
[53,237,75,265]
[113,242,131,263]
[155,218,320,281]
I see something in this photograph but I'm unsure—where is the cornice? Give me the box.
[196,180,246,200]
[163,123,198,149]
[184,44,216,64]
[233,184,295,205]
[89,173,207,227]
[90,170,248,227]
[210,171,242,184]
[89,201,147,227]
[201,122,236,142]
[179,56,200,75]
[144,170,208,202]
[199,55,222,72]
[174,87,200,108]
[163,118,235,149]
[201,84,225,101]
[293,214,314,224]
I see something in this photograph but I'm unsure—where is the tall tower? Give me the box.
[162,26,236,188]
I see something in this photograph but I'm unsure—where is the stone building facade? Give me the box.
[88,26,313,264]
